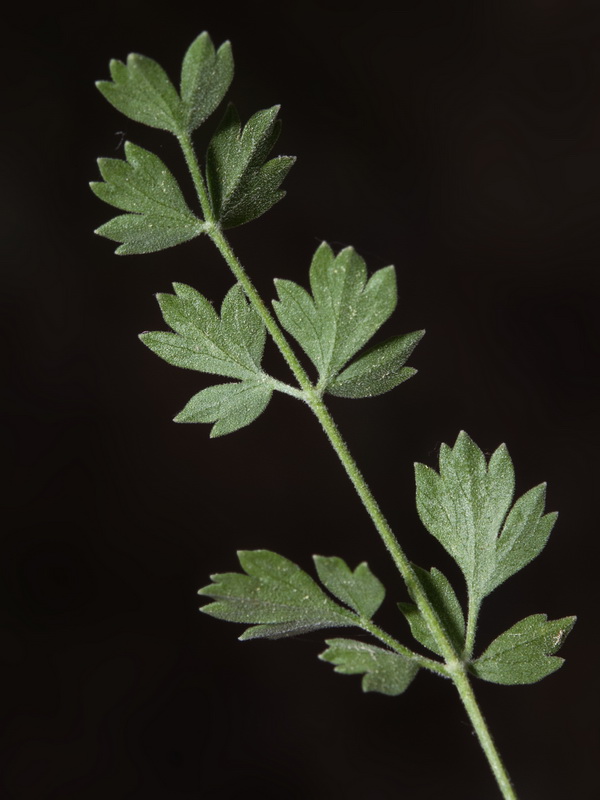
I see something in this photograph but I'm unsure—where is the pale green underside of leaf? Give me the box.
[488,488,558,595]
[95,213,203,255]
[97,53,185,133]
[92,141,203,254]
[415,431,557,606]
[327,331,424,398]
[320,638,419,696]
[92,141,194,216]
[96,33,233,136]
[471,614,576,685]
[206,104,295,228]
[313,555,385,618]
[140,282,267,380]
[174,379,272,436]
[198,550,355,639]
[273,243,406,391]
[398,564,465,657]
[180,33,233,133]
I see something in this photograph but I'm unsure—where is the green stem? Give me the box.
[452,668,518,800]
[178,134,518,800]
[264,375,306,400]
[464,595,481,660]
[178,133,312,393]
[177,133,215,223]
[306,395,458,664]
[357,617,448,677]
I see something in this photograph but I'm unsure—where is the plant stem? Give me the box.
[452,667,518,800]
[357,617,448,677]
[208,220,457,660]
[178,133,311,390]
[178,135,519,799]
[177,133,214,223]
[205,232,519,800]
[464,595,481,660]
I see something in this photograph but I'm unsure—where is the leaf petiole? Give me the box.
[464,595,481,661]
[356,616,449,677]
[264,375,307,400]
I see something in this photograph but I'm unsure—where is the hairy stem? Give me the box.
[452,667,518,800]
[357,617,448,677]
[179,135,518,800]
[178,133,312,393]
[464,595,481,660]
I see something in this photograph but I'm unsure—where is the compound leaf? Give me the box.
[319,639,419,696]
[274,243,418,392]
[96,52,185,134]
[415,432,560,615]
[313,556,385,618]
[471,614,576,685]
[92,142,204,255]
[180,32,233,133]
[140,283,267,380]
[398,564,465,657]
[199,550,355,639]
[327,331,424,398]
[174,379,272,436]
[206,104,295,227]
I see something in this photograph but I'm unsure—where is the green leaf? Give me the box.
[94,214,203,255]
[398,564,465,657]
[96,52,185,134]
[471,614,576,685]
[415,432,559,610]
[206,104,295,227]
[180,32,234,133]
[488,484,558,594]
[327,331,424,398]
[140,283,267,380]
[274,243,409,388]
[319,639,419,696]
[199,550,355,639]
[415,432,511,604]
[313,556,385,618]
[91,141,204,254]
[174,379,272,437]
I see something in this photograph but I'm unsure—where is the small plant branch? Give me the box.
[178,131,460,662]
[179,155,517,797]
[175,132,520,799]
[93,34,575,800]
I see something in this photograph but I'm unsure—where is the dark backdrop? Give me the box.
[2,2,599,798]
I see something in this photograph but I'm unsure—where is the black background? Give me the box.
[3,1,599,798]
